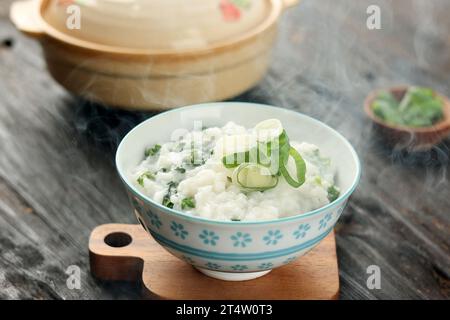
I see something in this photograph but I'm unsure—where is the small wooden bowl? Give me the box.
[364,86,450,151]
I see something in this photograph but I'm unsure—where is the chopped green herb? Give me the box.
[167,181,178,192]
[314,176,322,186]
[327,185,340,202]
[372,87,444,127]
[161,180,189,210]
[161,168,168,173]
[181,197,196,210]
[161,181,178,209]
[162,195,174,209]
[175,167,186,173]
[145,144,161,157]
[137,171,155,186]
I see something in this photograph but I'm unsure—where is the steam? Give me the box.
[412,0,450,71]
[64,0,449,210]
[24,1,447,297]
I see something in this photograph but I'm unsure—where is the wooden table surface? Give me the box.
[0,0,449,300]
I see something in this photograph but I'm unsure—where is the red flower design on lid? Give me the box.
[220,0,241,22]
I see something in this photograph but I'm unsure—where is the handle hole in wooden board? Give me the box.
[104,232,132,248]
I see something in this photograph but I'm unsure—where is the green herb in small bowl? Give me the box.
[365,86,450,151]
[371,86,443,128]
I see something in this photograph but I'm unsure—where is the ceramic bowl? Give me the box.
[116,103,361,281]
[364,86,450,151]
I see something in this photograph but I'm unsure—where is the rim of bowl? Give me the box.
[116,102,362,226]
[35,0,283,57]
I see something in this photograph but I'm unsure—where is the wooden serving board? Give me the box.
[89,224,340,300]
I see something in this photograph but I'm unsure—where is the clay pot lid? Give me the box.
[364,86,450,151]
[40,0,283,53]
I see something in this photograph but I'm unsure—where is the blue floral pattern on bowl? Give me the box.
[181,255,195,264]
[199,230,219,246]
[132,196,144,213]
[231,264,248,271]
[263,230,283,245]
[205,262,222,270]
[148,210,163,229]
[171,221,188,239]
[231,232,252,247]
[258,262,274,269]
[293,223,310,239]
[318,213,332,230]
[283,256,297,264]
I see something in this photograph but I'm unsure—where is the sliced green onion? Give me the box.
[221,119,308,191]
[262,130,290,170]
[279,147,306,188]
[254,119,283,143]
[232,163,278,192]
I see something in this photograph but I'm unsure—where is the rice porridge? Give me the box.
[130,120,339,221]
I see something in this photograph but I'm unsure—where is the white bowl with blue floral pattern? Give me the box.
[116,103,361,281]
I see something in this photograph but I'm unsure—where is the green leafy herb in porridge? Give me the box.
[145,144,161,157]
[137,171,155,186]
[327,185,340,202]
[181,197,196,210]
